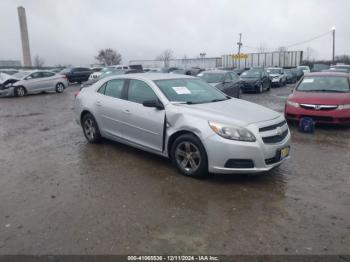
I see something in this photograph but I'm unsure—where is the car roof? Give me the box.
[304,72,350,77]
[106,73,194,81]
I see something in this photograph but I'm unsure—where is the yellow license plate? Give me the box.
[280,147,290,159]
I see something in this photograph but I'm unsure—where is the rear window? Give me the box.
[297,76,350,93]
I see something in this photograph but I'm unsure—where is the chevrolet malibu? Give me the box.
[285,72,350,125]
[74,74,290,177]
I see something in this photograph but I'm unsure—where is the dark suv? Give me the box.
[60,67,92,83]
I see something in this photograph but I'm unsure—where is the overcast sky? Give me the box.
[0,0,349,66]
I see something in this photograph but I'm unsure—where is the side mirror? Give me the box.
[25,76,32,80]
[143,99,164,110]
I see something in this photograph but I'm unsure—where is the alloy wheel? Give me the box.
[84,119,95,141]
[16,87,25,97]
[175,141,201,173]
[56,83,64,93]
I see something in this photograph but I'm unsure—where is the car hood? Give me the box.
[290,91,350,105]
[168,98,281,126]
[0,73,18,84]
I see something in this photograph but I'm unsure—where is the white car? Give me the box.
[89,65,132,80]
[266,67,287,87]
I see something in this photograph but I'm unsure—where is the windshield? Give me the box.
[240,71,261,78]
[154,78,228,104]
[267,68,282,74]
[12,71,31,79]
[297,76,350,93]
[198,73,225,83]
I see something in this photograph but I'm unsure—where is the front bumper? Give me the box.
[203,130,291,174]
[0,86,14,97]
[241,82,258,92]
[270,78,281,85]
[285,105,350,124]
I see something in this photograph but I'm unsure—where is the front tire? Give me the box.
[82,113,102,143]
[171,134,208,178]
[55,82,65,93]
[14,86,26,97]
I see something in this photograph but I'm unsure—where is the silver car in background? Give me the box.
[74,74,291,177]
[0,70,68,97]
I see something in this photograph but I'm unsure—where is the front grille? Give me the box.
[224,159,254,168]
[299,104,338,111]
[259,120,287,132]
[262,129,289,144]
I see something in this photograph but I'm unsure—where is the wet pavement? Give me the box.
[0,84,349,255]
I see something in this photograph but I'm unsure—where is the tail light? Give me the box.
[74,91,80,98]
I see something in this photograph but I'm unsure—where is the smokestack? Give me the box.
[17,6,32,67]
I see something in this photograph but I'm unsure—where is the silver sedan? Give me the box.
[74,74,291,177]
[0,70,68,97]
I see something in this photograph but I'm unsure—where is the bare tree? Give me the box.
[33,55,45,68]
[257,43,269,53]
[95,48,122,66]
[156,49,174,67]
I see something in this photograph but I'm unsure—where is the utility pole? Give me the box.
[237,33,242,55]
[331,27,336,63]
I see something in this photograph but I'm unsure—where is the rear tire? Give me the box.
[55,82,65,93]
[171,134,208,178]
[82,113,102,143]
[14,86,26,97]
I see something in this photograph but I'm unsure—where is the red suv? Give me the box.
[285,72,350,124]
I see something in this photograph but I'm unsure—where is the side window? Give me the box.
[128,80,158,104]
[104,79,125,98]
[42,72,55,77]
[97,83,106,94]
[30,72,42,79]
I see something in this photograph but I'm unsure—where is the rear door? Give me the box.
[121,79,165,152]
[40,71,56,90]
[94,79,127,139]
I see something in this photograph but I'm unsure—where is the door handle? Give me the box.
[123,109,131,115]
[95,101,102,107]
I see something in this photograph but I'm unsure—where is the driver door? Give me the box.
[121,79,165,152]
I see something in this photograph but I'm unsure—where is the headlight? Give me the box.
[208,122,256,142]
[286,100,299,108]
[337,104,350,110]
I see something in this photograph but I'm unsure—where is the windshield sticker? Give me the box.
[172,86,191,95]
[303,78,314,83]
